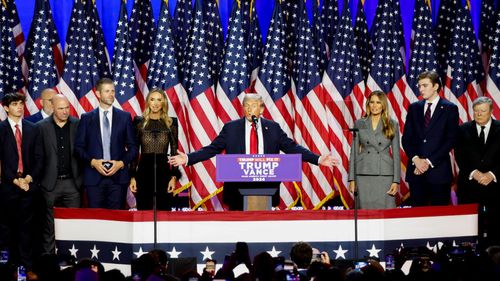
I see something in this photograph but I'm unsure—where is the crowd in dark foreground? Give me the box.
[1,241,500,281]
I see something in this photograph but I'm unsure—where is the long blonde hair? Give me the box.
[364,91,395,140]
[142,88,173,129]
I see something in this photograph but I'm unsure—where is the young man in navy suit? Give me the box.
[74,78,138,209]
[0,93,43,270]
[402,71,459,206]
[169,94,339,210]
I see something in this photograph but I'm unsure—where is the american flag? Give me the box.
[290,0,333,210]
[443,3,483,124]
[112,0,140,117]
[435,0,459,79]
[24,0,63,114]
[407,0,438,98]
[130,0,156,112]
[240,0,251,33]
[4,0,33,117]
[282,0,300,66]
[322,4,365,210]
[479,0,496,73]
[147,0,191,197]
[172,0,193,79]
[365,0,413,204]
[215,2,249,127]
[242,0,262,87]
[85,0,111,80]
[486,11,500,119]
[202,0,224,85]
[320,0,340,51]
[4,0,28,83]
[370,0,406,65]
[254,0,297,208]
[0,0,26,119]
[56,0,102,116]
[311,0,327,75]
[353,0,373,80]
[183,0,222,211]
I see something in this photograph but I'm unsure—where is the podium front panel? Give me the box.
[216,154,302,182]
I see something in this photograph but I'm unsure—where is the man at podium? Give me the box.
[169,94,338,210]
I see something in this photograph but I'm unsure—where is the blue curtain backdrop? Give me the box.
[15,0,482,65]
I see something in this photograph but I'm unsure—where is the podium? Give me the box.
[216,154,302,211]
[239,187,278,211]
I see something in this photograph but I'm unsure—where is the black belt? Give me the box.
[57,174,72,180]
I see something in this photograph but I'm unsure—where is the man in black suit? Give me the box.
[455,96,500,248]
[402,71,459,206]
[169,94,338,210]
[25,88,56,123]
[37,94,82,255]
[0,93,43,270]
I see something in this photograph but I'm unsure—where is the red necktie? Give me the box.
[15,124,23,174]
[424,102,432,128]
[250,123,258,154]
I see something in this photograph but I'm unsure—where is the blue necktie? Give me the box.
[103,111,111,160]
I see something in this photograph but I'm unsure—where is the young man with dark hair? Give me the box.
[0,93,43,270]
[402,71,459,206]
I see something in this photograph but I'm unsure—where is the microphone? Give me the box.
[251,115,258,127]
[348,128,359,132]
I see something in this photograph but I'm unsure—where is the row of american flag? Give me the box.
[0,0,499,211]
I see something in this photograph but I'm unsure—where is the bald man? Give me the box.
[37,94,82,254]
[26,88,57,123]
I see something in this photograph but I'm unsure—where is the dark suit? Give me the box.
[25,111,44,123]
[188,118,320,210]
[38,115,82,254]
[0,119,43,268]
[455,119,500,247]
[74,107,138,209]
[402,98,459,206]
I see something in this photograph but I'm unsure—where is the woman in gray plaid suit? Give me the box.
[348,91,400,209]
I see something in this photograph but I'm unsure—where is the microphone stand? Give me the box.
[349,127,360,260]
[149,129,160,249]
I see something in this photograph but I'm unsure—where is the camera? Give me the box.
[17,265,26,281]
[385,254,395,270]
[354,260,368,271]
[0,250,8,264]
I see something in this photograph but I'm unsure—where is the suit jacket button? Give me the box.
[367,151,370,154]
[423,139,427,143]
[367,141,370,144]
[379,142,382,145]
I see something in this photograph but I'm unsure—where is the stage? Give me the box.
[55,204,478,275]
